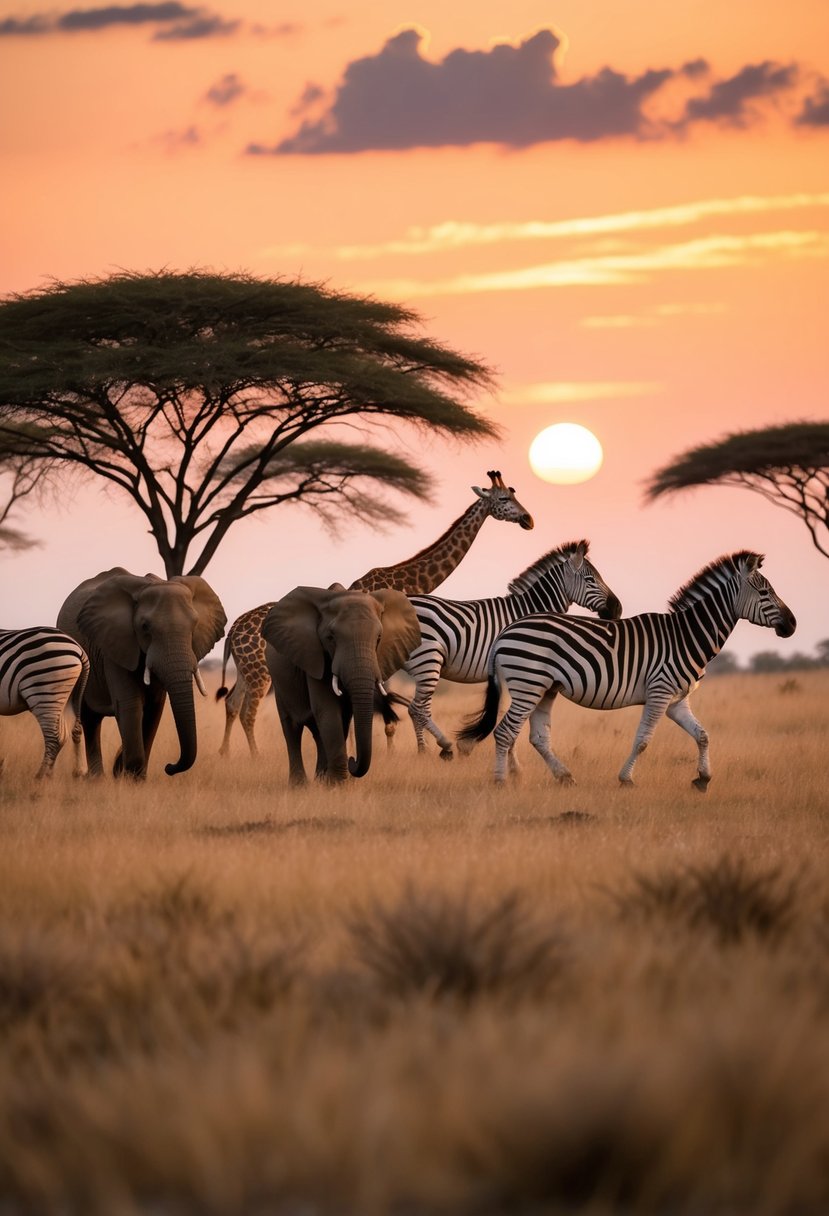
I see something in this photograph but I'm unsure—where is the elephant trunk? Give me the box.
[344,672,378,779]
[164,675,198,776]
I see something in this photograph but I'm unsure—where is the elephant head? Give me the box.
[262,585,421,779]
[62,568,226,776]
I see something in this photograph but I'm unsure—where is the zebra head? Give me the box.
[735,553,797,637]
[562,541,623,620]
[472,470,534,530]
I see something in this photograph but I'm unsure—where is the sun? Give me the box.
[529,422,603,485]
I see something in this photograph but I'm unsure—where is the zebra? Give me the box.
[457,551,795,791]
[0,628,90,778]
[404,540,622,758]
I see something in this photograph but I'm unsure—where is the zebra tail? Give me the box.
[215,634,233,701]
[457,672,501,745]
[70,652,91,722]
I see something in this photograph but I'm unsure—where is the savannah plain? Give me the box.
[1,669,828,1215]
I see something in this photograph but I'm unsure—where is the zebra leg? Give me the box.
[493,701,533,783]
[528,692,574,785]
[33,708,67,779]
[666,696,711,792]
[407,656,450,756]
[218,676,244,757]
[618,696,671,786]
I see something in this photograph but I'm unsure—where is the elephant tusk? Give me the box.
[332,674,342,697]
[377,681,388,697]
[193,667,207,698]
[143,663,151,686]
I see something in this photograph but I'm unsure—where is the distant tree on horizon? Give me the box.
[0,270,498,576]
[646,422,829,560]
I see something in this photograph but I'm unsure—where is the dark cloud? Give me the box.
[796,80,829,126]
[254,27,683,155]
[679,60,799,126]
[0,2,238,38]
[204,72,246,106]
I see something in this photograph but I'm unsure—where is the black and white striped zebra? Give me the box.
[0,627,89,778]
[403,540,622,757]
[458,551,795,790]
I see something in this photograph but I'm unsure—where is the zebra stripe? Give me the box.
[403,540,621,756]
[0,628,89,778]
[458,551,795,790]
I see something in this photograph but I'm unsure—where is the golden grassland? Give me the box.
[0,671,828,1215]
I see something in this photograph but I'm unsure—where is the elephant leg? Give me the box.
[141,687,167,769]
[115,694,147,779]
[275,700,307,786]
[309,687,349,783]
[81,705,105,778]
[309,721,328,780]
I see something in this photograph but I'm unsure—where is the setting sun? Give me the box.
[529,422,604,484]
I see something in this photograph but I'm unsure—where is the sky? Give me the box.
[1,0,828,664]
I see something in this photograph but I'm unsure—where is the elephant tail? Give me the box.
[215,634,234,701]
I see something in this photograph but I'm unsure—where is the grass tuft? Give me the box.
[615,855,798,944]
[348,887,566,1002]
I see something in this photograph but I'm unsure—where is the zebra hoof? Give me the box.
[619,778,635,789]
[556,773,576,787]
[691,775,710,793]
[439,748,454,762]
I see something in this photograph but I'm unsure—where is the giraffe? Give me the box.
[216,471,534,757]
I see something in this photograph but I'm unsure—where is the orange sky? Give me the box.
[2,0,828,663]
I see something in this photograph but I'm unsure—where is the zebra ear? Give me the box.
[569,542,587,571]
[741,552,763,575]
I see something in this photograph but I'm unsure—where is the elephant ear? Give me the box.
[262,586,331,681]
[372,589,422,679]
[77,571,151,670]
[171,576,228,660]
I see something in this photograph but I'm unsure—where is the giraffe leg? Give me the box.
[218,677,244,756]
[666,696,711,791]
[618,694,671,786]
[239,676,270,759]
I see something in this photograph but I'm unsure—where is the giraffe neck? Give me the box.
[351,499,491,594]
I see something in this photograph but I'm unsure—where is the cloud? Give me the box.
[249,26,683,154]
[0,3,239,39]
[796,80,829,127]
[260,192,829,261]
[246,28,812,155]
[678,60,799,127]
[204,72,246,106]
[356,230,829,298]
[501,381,663,405]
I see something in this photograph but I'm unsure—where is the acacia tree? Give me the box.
[0,421,48,551]
[0,270,499,576]
[646,422,829,559]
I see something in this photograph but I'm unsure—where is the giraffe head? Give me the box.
[472,471,534,530]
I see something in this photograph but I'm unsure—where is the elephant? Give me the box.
[262,584,421,785]
[57,568,227,778]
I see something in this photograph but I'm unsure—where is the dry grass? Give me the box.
[0,670,827,1215]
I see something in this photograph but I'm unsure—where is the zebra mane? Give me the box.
[669,551,763,612]
[508,540,589,595]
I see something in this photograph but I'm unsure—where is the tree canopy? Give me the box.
[646,422,829,559]
[0,270,499,575]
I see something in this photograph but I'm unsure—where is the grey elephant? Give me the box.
[57,568,226,778]
[262,584,421,784]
